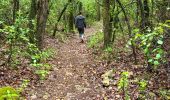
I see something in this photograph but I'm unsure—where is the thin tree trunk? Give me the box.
[53,3,69,37]
[160,0,170,82]
[112,12,119,42]
[68,0,74,33]
[143,0,150,29]
[96,0,101,21]
[137,0,145,31]
[78,1,83,12]
[116,0,137,64]
[136,0,139,26]
[29,0,37,43]
[13,0,19,23]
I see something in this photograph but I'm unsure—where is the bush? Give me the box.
[0,87,19,100]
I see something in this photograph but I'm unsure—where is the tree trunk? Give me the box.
[136,0,139,26]
[137,0,145,31]
[159,0,170,81]
[137,0,150,31]
[36,0,49,50]
[29,0,37,43]
[96,0,101,21]
[68,0,74,33]
[112,12,119,42]
[143,0,150,29]
[78,1,83,12]
[103,0,111,47]
[116,0,137,64]
[158,0,170,22]
[110,1,116,42]
[13,0,19,23]
[53,3,69,37]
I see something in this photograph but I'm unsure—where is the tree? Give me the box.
[143,0,150,31]
[96,0,101,21]
[136,0,150,31]
[29,0,37,43]
[68,0,74,33]
[13,0,19,23]
[36,0,49,50]
[103,0,112,47]
[116,0,137,64]
[53,2,69,37]
[158,0,170,80]
[78,1,83,13]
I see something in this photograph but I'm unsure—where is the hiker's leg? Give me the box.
[80,28,84,40]
[78,28,82,40]
[80,29,85,43]
[78,28,84,42]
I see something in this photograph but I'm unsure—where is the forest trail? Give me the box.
[28,26,104,100]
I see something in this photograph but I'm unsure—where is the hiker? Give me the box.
[75,12,86,43]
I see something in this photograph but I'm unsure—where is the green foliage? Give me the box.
[0,80,29,100]
[18,79,30,93]
[159,89,170,100]
[31,48,54,80]
[138,79,147,91]
[0,13,31,67]
[87,32,103,48]
[0,1,12,23]
[118,72,129,90]
[31,48,54,64]
[100,46,115,60]
[54,32,68,42]
[129,23,169,69]
[1,13,54,79]
[35,70,49,80]
[118,71,130,100]
[80,0,96,25]
[0,87,19,100]
[104,46,113,53]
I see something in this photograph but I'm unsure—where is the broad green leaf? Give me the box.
[146,43,151,47]
[156,54,161,59]
[144,48,149,54]
[148,59,153,62]
[152,48,158,53]
[157,40,163,45]
[154,61,159,66]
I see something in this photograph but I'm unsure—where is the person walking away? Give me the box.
[75,12,86,43]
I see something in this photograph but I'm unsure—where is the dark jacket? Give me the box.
[75,15,86,29]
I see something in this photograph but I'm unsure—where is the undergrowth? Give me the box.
[87,32,103,48]
[0,79,29,100]
[31,48,55,80]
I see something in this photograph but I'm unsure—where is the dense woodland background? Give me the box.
[0,0,170,99]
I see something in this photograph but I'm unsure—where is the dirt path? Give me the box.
[28,27,104,100]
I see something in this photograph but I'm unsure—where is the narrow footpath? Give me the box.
[28,27,105,100]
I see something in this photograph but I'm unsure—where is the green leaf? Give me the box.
[146,43,151,47]
[144,48,149,54]
[154,61,159,66]
[156,54,161,59]
[165,20,170,23]
[148,59,153,63]
[157,40,163,45]
[152,48,158,53]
